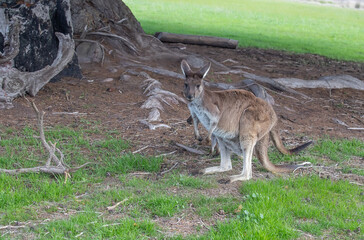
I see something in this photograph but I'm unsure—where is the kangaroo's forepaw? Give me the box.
[203,166,232,175]
[229,174,252,182]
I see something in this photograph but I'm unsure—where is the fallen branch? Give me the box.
[0,221,30,230]
[75,232,84,238]
[156,32,239,49]
[332,118,348,127]
[139,119,171,130]
[156,151,177,157]
[160,162,179,175]
[0,100,92,178]
[128,172,152,176]
[349,181,363,186]
[175,143,206,155]
[132,146,149,154]
[347,128,364,131]
[52,111,87,116]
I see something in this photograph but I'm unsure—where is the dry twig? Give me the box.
[106,198,129,211]
[132,146,149,154]
[175,143,206,155]
[160,162,179,175]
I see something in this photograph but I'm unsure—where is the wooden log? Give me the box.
[155,32,238,49]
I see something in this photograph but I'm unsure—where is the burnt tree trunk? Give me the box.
[0,0,81,79]
[0,0,81,108]
[0,0,175,109]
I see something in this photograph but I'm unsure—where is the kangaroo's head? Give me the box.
[181,60,211,101]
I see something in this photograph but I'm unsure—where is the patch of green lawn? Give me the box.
[267,138,364,176]
[312,138,364,162]
[0,125,163,225]
[32,212,158,240]
[165,173,215,189]
[200,176,363,239]
[124,0,364,62]
[1,124,363,239]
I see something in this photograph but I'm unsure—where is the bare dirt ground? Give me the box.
[2,44,363,139]
[1,43,363,174]
[1,43,363,238]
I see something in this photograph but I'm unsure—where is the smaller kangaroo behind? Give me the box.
[181,60,312,182]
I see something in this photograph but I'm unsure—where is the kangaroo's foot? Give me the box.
[203,166,232,174]
[229,174,252,182]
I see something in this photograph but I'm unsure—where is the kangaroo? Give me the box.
[181,60,312,182]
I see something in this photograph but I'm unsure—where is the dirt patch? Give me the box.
[1,44,363,179]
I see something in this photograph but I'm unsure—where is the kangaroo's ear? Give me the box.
[181,60,192,78]
[198,62,211,79]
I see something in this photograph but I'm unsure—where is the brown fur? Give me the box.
[181,60,312,182]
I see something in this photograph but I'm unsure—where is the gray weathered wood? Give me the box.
[156,32,239,49]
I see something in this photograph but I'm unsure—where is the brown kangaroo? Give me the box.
[181,60,312,182]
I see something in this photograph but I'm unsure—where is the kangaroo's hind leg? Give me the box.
[229,138,256,182]
[203,138,232,174]
[229,107,260,182]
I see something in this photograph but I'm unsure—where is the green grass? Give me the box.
[124,0,364,62]
[312,138,364,162]
[34,213,158,239]
[267,138,364,176]
[166,172,215,189]
[0,125,363,239]
[0,125,163,225]
[201,176,363,239]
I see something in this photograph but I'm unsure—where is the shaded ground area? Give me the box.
[2,44,363,141]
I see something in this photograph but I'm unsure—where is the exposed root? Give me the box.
[140,72,186,125]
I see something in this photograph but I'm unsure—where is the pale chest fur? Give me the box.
[188,100,214,130]
[188,100,233,137]
[188,100,242,155]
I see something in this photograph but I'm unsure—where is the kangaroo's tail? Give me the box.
[255,133,312,174]
[270,128,312,155]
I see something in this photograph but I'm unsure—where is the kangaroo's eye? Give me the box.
[196,85,200,88]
